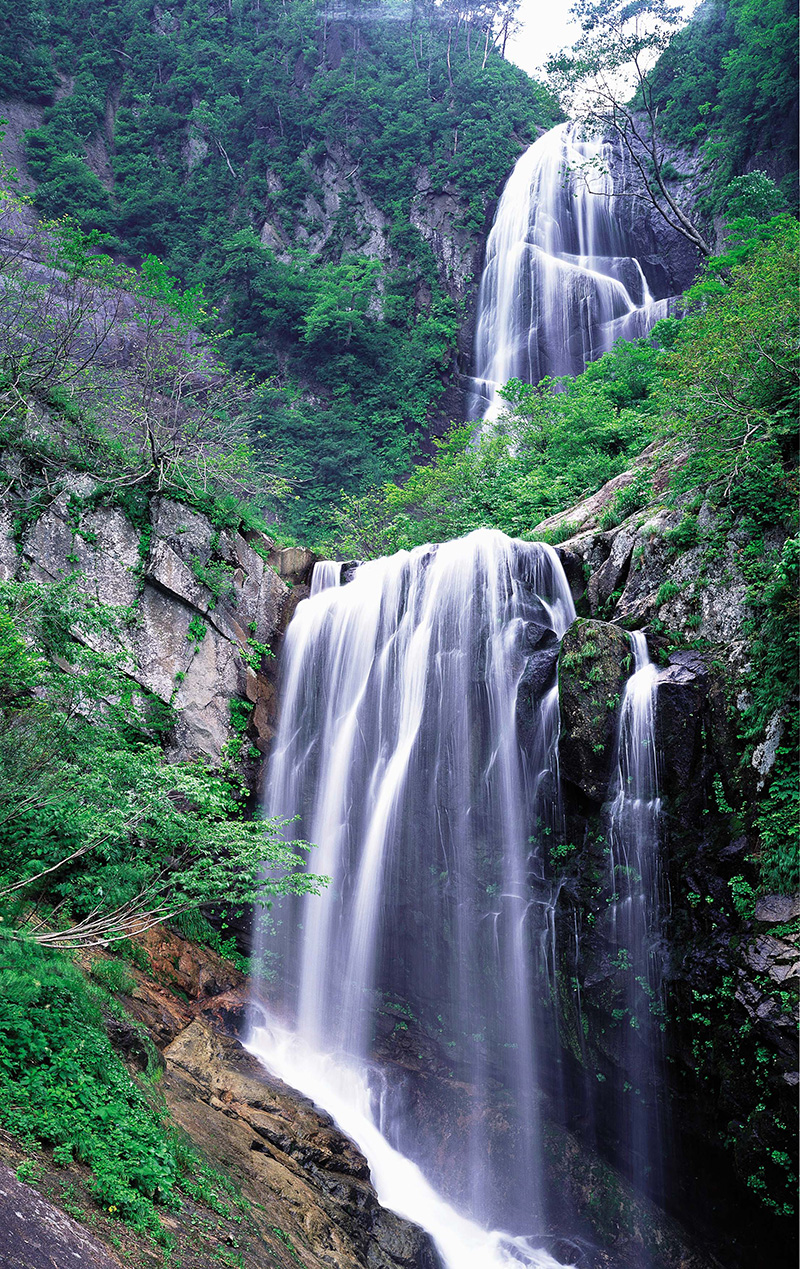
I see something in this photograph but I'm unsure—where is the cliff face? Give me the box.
[547,465,798,1265]
[0,455,315,787]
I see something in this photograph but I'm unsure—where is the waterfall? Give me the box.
[469,121,670,421]
[248,530,577,1268]
[605,631,666,1209]
[309,558,341,595]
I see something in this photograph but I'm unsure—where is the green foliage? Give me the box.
[10,0,561,542]
[596,471,652,532]
[186,614,207,645]
[0,578,325,949]
[327,333,662,555]
[0,934,240,1240]
[0,0,55,101]
[190,557,236,607]
[647,0,798,211]
[655,580,682,606]
[88,957,137,996]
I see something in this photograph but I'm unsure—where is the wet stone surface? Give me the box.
[0,1165,122,1269]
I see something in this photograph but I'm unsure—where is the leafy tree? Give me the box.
[300,256,383,349]
[644,0,798,211]
[0,201,286,515]
[8,0,562,539]
[655,215,798,494]
[327,333,662,556]
[0,580,324,949]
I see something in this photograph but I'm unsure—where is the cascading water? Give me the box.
[469,121,670,420]
[248,530,577,1268]
[604,631,666,1210]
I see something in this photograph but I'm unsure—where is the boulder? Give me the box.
[0,1165,122,1269]
[7,469,292,775]
[558,619,632,802]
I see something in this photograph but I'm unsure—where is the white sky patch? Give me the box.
[505,0,702,77]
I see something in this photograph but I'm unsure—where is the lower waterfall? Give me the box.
[248,530,578,1266]
[247,536,672,1265]
[469,121,671,421]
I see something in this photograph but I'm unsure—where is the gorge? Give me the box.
[0,4,796,1267]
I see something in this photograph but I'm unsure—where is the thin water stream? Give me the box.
[605,631,666,1210]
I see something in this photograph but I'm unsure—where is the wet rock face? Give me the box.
[0,1164,123,1269]
[545,465,798,1266]
[164,1021,442,1269]
[373,1020,714,1269]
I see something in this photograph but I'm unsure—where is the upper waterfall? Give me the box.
[469,121,670,420]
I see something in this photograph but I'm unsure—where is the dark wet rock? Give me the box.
[520,646,559,699]
[654,651,710,790]
[557,618,631,802]
[555,545,588,606]
[103,1015,154,1072]
[0,1163,122,1269]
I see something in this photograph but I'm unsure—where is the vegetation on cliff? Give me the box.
[0,181,325,1256]
[1,0,561,538]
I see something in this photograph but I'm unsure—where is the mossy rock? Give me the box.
[558,618,632,802]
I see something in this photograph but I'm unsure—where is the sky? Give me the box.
[505,0,701,76]
[504,0,581,76]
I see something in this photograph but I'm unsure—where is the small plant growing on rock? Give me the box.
[187,614,207,644]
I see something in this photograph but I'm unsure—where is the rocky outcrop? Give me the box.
[557,618,631,802]
[164,1021,441,1269]
[547,459,770,668]
[0,456,315,781]
[91,922,440,1269]
[0,1164,123,1269]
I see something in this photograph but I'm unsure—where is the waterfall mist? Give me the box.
[469,121,670,421]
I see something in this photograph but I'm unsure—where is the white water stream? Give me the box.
[605,630,666,1210]
[247,1020,571,1269]
[250,530,577,1266]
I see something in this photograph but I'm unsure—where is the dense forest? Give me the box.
[2,0,794,538]
[0,0,797,1265]
[2,0,564,536]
